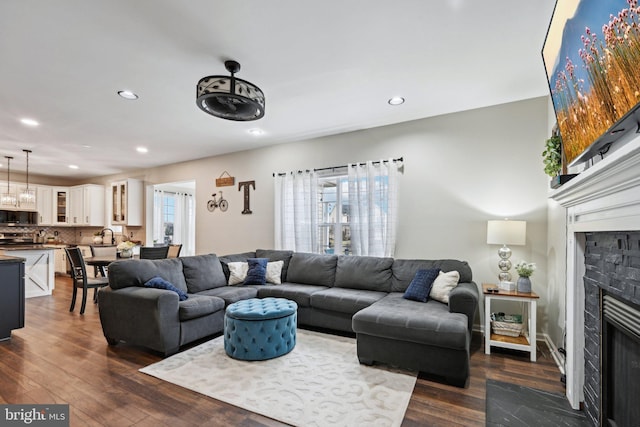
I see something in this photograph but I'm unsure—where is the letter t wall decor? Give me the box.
[238,180,255,214]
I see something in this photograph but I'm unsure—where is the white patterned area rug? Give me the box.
[140,329,417,427]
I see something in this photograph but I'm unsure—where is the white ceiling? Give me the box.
[0,0,556,180]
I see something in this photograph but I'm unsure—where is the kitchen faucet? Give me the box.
[101,228,115,245]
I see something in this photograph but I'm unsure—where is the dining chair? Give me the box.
[65,246,110,315]
[139,246,170,259]
[89,245,117,277]
[167,244,182,258]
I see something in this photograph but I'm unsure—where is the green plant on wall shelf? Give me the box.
[542,134,562,177]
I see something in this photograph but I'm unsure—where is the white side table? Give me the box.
[483,283,539,362]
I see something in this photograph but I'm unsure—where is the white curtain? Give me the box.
[348,159,400,257]
[153,189,195,256]
[153,190,164,243]
[274,171,319,252]
[173,192,195,256]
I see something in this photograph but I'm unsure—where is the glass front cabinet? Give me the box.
[111,179,142,226]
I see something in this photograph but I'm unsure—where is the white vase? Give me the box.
[92,236,103,244]
[120,248,133,258]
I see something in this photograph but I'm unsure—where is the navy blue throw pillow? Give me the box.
[144,276,188,301]
[244,258,269,286]
[403,268,440,302]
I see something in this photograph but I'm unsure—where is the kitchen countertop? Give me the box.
[1,245,59,251]
[0,254,26,263]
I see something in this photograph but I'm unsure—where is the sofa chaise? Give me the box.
[98,249,478,386]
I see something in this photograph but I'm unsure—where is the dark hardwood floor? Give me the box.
[0,276,566,426]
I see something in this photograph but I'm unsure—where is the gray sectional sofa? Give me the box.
[98,249,478,387]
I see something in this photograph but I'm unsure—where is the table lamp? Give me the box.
[486,219,526,283]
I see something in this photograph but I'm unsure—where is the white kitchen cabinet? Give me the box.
[111,179,143,226]
[52,188,69,225]
[54,247,68,274]
[36,186,53,225]
[69,184,105,226]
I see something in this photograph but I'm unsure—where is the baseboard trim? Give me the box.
[543,333,565,375]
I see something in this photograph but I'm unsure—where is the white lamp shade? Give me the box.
[487,220,526,245]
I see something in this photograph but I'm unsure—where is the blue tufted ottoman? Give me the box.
[224,297,297,361]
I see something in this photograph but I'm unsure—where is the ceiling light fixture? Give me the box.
[248,128,264,136]
[19,149,35,206]
[117,90,138,100]
[68,164,79,169]
[197,60,265,121]
[20,118,39,127]
[388,96,405,106]
[136,147,148,153]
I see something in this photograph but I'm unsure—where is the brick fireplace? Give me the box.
[551,140,640,426]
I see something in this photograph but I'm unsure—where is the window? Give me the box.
[318,175,352,255]
[162,194,175,245]
[275,158,401,257]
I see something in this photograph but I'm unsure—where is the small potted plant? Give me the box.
[543,129,577,188]
[92,231,103,244]
[514,261,536,293]
[117,240,136,258]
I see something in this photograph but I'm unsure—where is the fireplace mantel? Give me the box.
[551,139,640,231]
[549,138,640,412]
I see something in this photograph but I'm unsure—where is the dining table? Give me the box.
[85,254,138,277]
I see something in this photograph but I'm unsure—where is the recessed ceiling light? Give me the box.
[136,146,148,153]
[68,165,79,169]
[248,128,264,136]
[82,145,92,149]
[20,118,39,127]
[117,90,139,100]
[388,96,405,106]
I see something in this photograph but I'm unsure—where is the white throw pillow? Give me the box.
[266,260,284,285]
[429,270,460,303]
[227,262,249,285]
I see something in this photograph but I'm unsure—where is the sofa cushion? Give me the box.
[429,270,460,304]
[244,258,268,286]
[219,251,257,281]
[257,283,329,307]
[286,252,337,287]
[197,286,259,306]
[181,254,228,293]
[391,259,472,292]
[109,258,187,292]
[310,287,387,315]
[403,268,440,302]
[178,295,225,321]
[144,276,188,301]
[352,293,469,350]
[266,260,284,284]
[256,249,293,283]
[334,255,393,292]
[227,262,249,285]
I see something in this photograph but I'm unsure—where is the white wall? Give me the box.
[545,95,568,351]
[95,96,552,330]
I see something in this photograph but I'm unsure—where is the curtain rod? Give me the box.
[272,157,403,177]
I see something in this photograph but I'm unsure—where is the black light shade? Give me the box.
[197,60,265,121]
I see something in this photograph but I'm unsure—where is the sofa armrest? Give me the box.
[98,286,182,355]
[448,281,479,333]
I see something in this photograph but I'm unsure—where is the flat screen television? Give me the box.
[542,0,640,167]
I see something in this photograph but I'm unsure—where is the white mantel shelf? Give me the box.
[549,137,640,410]
[551,139,640,232]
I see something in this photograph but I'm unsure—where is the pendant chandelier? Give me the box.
[2,156,16,207]
[19,149,35,206]
[196,60,265,121]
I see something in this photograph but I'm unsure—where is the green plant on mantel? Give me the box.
[542,134,562,177]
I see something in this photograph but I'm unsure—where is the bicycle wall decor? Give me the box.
[207,191,228,212]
